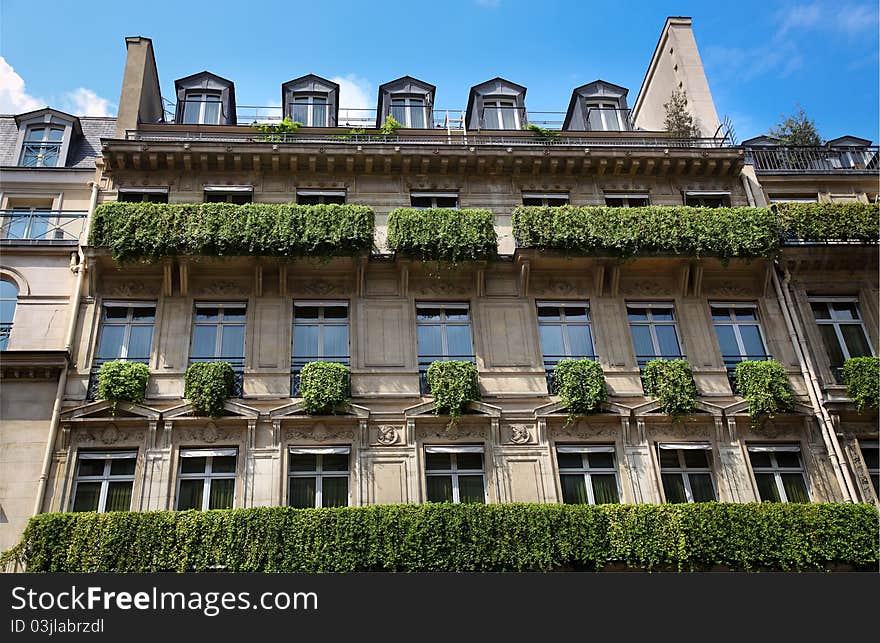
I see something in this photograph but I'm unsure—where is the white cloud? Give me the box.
[0,56,43,113]
[777,2,822,36]
[331,74,374,127]
[63,88,114,117]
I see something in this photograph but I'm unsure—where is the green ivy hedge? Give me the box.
[426,361,480,419]
[386,208,498,262]
[735,360,795,420]
[642,359,698,416]
[299,362,350,414]
[184,362,235,417]
[90,202,375,262]
[843,356,880,413]
[96,360,150,408]
[512,205,780,261]
[3,503,877,572]
[553,359,607,416]
[775,201,879,243]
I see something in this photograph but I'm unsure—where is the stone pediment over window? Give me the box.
[163,399,262,420]
[563,80,630,132]
[404,399,502,418]
[534,399,633,418]
[632,399,724,417]
[269,400,370,419]
[281,75,340,127]
[13,108,83,168]
[174,71,237,125]
[465,77,527,131]
[721,399,813,417]
[61,399,161,422]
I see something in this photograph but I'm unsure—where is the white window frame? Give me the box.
[585,102,624,131]
[859,440,879,500]
[710,302,769,361]
[409,192,459,209]
[768,195,819,203]
[95,301,156,364]
[390,96,427,128]
[175,448,237,511]
[416,302,474,360]
[424,445,487,504]
[287,446,351,508]
[604,193,650,207]
[118,187,169,203]
[555,444,621,504]
[522,192,569,207]
[626,302,683,366]
[70,451,137,513]
[203,185,253,204]
[747,444,810,503]
[536,301,595,365]
[291,95,328,127]
[482,98,519,130]
[657,443,716,503]
[291,300,350,361]
[190,302,247,366]
[19,125,65,167]
[182,92,222,125]
[808,297,875,362]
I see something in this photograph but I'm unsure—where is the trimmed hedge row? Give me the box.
[90,202,375,262]
[3,503,877,573]
[386,207,498,262]
[775,201,879,243]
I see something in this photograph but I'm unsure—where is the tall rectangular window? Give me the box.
[747,445,810,503]
[522,193,569,207]
[296,190,345,205]
[482,99,518,130]
[860,441,879,498]
[182,93,222,125]
[292,95,328,127]
[71,451,137,512]
[291,301,350,395]
[288,446,350,508]
[176,448,237,510]
[95,302,155,366]
[416,303,474,393]
[537,301,595,393]
[627,302,683,369]
[1,206,52,241]
[424,446,486,503]
[658,444,716,503]
[809,298,874,383]
[19,126,64,167]
[190,303,246,396]
[390,97,427,128]
[410,192,459,209]
[556,445,620,504]
[710,303,769,389]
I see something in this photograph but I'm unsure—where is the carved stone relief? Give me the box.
[197,279,246,297]
[75,424,146,446]
[375,424,402,446]
[504,423,533,445]
[285,421,355,442]
[178,422,239,444]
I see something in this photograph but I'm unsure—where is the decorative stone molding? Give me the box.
[531,276,583,297]
[507,423,532,444]
[106,280,155,297]
[415,279,470,296]
[621,279,672,296]
[285,421,356,442]
[424,423,487,440]
[178,422,239,444]
[294,278,347,296]
[197,279,246,297]
[75,424,146,446]
[706,280,751,297]
[375,424,401,446]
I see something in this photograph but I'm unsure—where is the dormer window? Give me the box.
[292,95,328,127]
[19,126,65,167]
[390,97,427,128]
[563,81,631,132]
[586,102,626,131]
[483,99,518,130]
[182,92,222,125]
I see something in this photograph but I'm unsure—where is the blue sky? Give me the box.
[1,0,877,142]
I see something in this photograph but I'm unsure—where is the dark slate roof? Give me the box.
[0,114,116,169]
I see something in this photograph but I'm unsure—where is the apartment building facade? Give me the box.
[0,17,876,551]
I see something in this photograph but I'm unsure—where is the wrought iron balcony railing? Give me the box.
[290,357,351,397]
[19,142,62,167]
[745,146,879,173]
[0,210,87,244]
[418,355,477,395]
[0,323,10,350]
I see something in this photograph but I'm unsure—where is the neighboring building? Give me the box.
[0,17,876,551]
[0,108,115,549]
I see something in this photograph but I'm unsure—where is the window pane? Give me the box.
[587,452,614,469]
[105,481,133,511]
[292,102,308,124]
[290,454,318,472]
[547,197,569,207]
[220,325,245,358]
[560,475,589,504]
[748,452,772,468]
[177,479,205,510]
[711,307,732,321]
[77,459,105,477]
[322,454,349,472]
[630,325,655,357]
[774,452,801,468]
[658,449,680,469]
[818,325,846,368]
[289,477,316,508]
[483,107,500,130]
[739,325,766,356]
[410,196,432,209]
[434,197,458,208]
[591,475,620,504]
[324,306,348,320]
[416,307,443,321]
[72,482,101,512]
[321,477,349,507]
[688,474,716,502]
[203,102,221,125]
[861,446,879,470]
[754,473,781,502]
[652,309,674,322]
[457,476,485,503]
[97,326,125,359]
[734,308,758,321]
[409,105,425,129]
[110,458,136,476]
[211,456,236,473]
[446,325,474,357]
[662,473,688,503]
[417,325,442,357]
[425,452,451,471]
[627,307,648,322]
[323,325,349,357]
[127,326,153,360]
[683,450,709,469]
[655,326,682,357]
[191,326,217,357]
[831,302,859,320]
[841,325,872,358]
[0,299,14,323]
[390,103,406,124]
[131,307,156,322]
[537,305,561,321]
[26,127,45,141]
[444,308,469,321]
[556,453,583,470]
[456,452,483,471]
[312,102,327,126]
[222,307,246,321]
[293,325,319,358]
[568,326,594,358]
[181,457,207,474]
[810,302,830,320]
[426,475,454,502]
[295,306,320,320]
[539,325,565,359]
[183,100,200,124]
[780,474,809,503]
[208,478,235,509]
[714,325,740,357]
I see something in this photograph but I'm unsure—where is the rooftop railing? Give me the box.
[0,210,87,244]
[745,146,879,173]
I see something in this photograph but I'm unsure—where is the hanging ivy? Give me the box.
[184,362,235,418]
[426,361,480,419]
[642,359,698,416]
[735,360,795,421]
[299,362,351,414]
[553,359,607,417]
[96,361,150,410]
[775,202,879,243]
[843,356,880,413]
[386,208,497,262]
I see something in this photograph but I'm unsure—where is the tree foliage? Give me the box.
[768,105,823,146]
[663,89,701,138]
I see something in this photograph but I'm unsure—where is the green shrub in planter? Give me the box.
[735,360,795,420]
[96,360,150,409]
[776,201,879,243]
[184,362,235,418]
[386,207,497,262]
[553,359,607,416]
[426,361,480,419]
[642,359,697,416]
[299,362,350,414]
[843,356,880,413]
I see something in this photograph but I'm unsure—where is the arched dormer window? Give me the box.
[0,279,18,350]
